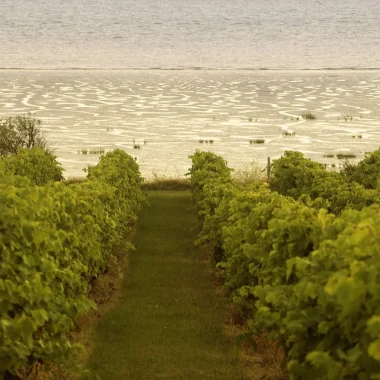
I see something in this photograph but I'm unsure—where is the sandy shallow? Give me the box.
[0,69,380,178]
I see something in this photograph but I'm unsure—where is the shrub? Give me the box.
[269,151,325,198]
[0,113,47,157]
[0,148,64,185]
[270,151,379,214]
[187,150,232,217]
[0,150,144,377]
[0,160,5,177]
[189,151,380,379]
[87,149,144,247]
[302,112,317,120]
[0,176,93,378]
[343,149,380,189]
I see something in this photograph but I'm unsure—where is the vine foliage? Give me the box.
[0,149,143,379]
[189,149,380,379]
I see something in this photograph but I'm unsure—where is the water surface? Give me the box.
[1,0,380,69]
[1,69,379,178]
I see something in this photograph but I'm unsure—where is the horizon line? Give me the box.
[1,66,380,72]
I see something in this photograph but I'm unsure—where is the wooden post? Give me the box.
[267,157,271,181]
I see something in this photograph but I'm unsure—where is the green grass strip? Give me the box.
[85,191,245,380]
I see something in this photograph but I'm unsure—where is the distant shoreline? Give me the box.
[2,67,380,72]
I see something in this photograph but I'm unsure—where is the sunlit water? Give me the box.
[1,70,379,178]
[1,1,380,177]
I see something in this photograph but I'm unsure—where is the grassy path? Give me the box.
[85,191,245,380]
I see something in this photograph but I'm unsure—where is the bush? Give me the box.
[253,205,380,379]
[0,160,5,177]
[189,151,380,379]
[0,176,93,378]
[270,151,380,214]
[0,113,47,157]
[188,150,234,262]
[269,151,325,198]
[302,112,317,120]
[0,148,64,185]
[0,150,144,377]
[343,149,380,189]
[187,150,232,216]
[87,149,144,248]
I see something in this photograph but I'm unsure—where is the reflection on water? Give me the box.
[0,70,380,178]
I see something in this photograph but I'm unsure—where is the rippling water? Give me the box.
[1,1,380,177]
[1,69,380,178]
[1,0,380,69]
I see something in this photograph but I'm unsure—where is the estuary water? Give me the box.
[1,0,380,70]
[1,1,380,177]
[1,69,380,178]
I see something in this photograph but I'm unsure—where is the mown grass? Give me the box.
[84,191,245,380]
